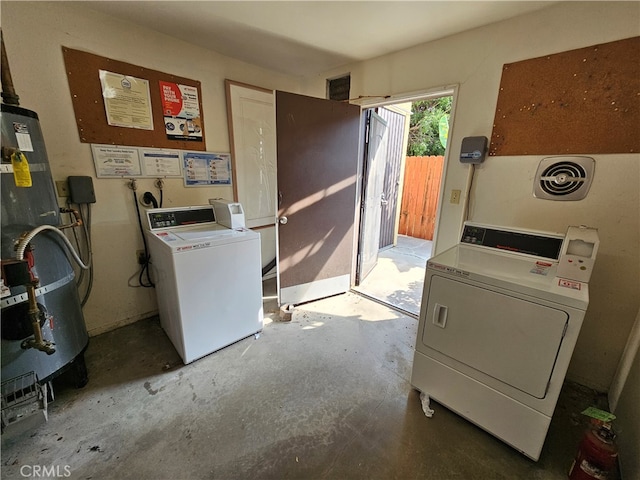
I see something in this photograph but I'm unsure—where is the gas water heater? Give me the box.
[1,34,89,426]
[1,102,89,385]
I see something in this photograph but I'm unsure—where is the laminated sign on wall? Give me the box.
[183,152,231,186]
[99,70,153,130]
[160,81,203,142]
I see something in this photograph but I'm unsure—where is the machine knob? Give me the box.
[279,216,288,225]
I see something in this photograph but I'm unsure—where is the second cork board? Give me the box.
[490,36,639,156]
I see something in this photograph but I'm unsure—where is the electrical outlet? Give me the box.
[56,180,70,197]
[136,250,147,265]
[450,189,461,204]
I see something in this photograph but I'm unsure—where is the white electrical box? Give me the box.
[557,225,599,283]
[209,199,246,229]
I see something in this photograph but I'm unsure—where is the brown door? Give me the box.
[276,91,361,305]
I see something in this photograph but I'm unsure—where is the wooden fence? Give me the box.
[398,156,444,240]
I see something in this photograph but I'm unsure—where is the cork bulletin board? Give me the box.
[62,47,206,151]
[489,36,640,156]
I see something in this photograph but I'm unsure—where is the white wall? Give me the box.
[302,1,640,391]
[1,2,300,335]
[3,1,638,392]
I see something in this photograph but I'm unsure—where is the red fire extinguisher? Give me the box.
[568,420,618,480]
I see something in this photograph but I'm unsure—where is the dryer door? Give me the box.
[422,275,568,399]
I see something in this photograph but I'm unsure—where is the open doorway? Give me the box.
[353,93,453,317]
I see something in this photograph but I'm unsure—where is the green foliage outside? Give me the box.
[407,97,452,156]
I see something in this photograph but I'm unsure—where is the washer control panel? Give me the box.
[147,206,216,230]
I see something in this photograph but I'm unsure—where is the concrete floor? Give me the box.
[1,279,613,480]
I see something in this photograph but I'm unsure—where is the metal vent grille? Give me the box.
[327,75,350,101]
[533,156,595,201]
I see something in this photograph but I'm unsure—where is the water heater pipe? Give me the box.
[1,29,20,106]
[22,284,56,355]
[58,207,84,229]
[16,225,90,270]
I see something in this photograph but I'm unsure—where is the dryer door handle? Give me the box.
[433,303,448,328]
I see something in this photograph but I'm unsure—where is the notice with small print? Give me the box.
[160,81,202,142]
[100,70,153,130]
[558,278,581,290]
[530,261,552,276]
[91,144,141,177]
[13,122,34,151]
[183,152,231,186]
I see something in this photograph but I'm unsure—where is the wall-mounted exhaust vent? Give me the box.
[533,156,595,201]
[327,74,350,101]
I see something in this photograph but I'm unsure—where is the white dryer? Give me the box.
[145,205,263,364]
[411,223,598,461]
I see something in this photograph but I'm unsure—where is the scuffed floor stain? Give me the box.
[143,382,158,395]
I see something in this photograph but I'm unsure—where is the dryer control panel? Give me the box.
[461,223,564,260]
[557,226,599,283]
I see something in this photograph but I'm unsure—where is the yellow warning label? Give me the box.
[11,151,32,187]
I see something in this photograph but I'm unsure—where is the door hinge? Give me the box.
[364,110,371,144]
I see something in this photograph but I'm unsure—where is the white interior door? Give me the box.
[226,80,277,228]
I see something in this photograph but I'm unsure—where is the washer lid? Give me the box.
[173,226,238,242]
[149,224,258,251]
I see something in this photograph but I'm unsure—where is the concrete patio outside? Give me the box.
[353,235,432,317]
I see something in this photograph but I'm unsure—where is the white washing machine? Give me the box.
[145,205,263,364]
[411,223,598,461]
